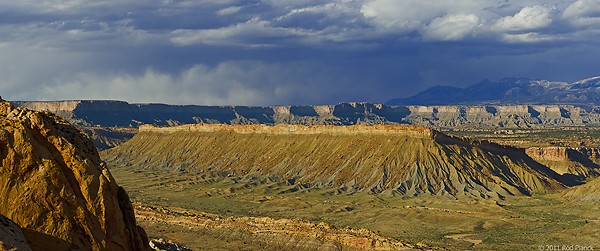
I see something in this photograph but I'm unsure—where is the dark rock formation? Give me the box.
[0,213,31,251]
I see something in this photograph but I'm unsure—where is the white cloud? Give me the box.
[170,18,303,47]
[422,14,481,41]
[360,0,490,34]
[217,6,243,16]
[493,6,553,32]
[562,0,600,27]
[4,0,600,107]
[563,0,600,19]
[501,32,557,43]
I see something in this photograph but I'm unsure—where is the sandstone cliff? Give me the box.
[525,147,600,180]
[12,100,600,129]
[103,124,566,198]
[0,99,149,251]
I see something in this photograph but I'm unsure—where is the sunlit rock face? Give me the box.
[0,98,149,251]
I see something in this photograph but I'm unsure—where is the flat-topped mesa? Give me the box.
[12,100,600,129]
[139,123,437,137]
[140,123,525,155]
[104,123,566,198]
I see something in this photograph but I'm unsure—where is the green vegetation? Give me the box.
[110,165,600,250]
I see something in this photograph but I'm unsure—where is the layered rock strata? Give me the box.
[0,99,149,251]
[525,147,600,180]
[12,100,600,129]
[103,124,566,198]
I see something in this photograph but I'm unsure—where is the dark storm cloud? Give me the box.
[1,0,599,105]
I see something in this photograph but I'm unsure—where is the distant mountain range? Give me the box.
[386,76,600,106]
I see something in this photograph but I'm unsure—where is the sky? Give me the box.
[1,0,600,106]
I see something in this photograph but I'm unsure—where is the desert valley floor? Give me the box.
[101,124,600,250]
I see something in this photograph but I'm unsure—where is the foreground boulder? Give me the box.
[0,98,149,251]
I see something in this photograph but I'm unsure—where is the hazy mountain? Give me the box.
[386,76,600,105]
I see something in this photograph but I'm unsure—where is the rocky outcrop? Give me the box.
[149,239,193,251]
[103,124,566,198]
[0,98,149,250]
[575,148,600,164]
[136,204,412,251]
[525,147,600,180]
[0,214,32,251]
[562,177,600,202]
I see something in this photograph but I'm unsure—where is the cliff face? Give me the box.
[12,100,600,129]
[525,147,600,180]
[0,99,149,250]
[103,124,566,198]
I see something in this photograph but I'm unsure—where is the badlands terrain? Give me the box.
[100,123,600,250]
[5,95,600,250]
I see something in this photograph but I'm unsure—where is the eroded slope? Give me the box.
[103,124,566,198]
[563,176,600,201]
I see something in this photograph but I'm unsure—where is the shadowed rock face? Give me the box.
[12,100,600,130]
[103,124,566,198]
[0,213,32,251]
[0,99,149,251]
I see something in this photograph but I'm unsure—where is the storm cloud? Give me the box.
[1,0,599,105]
